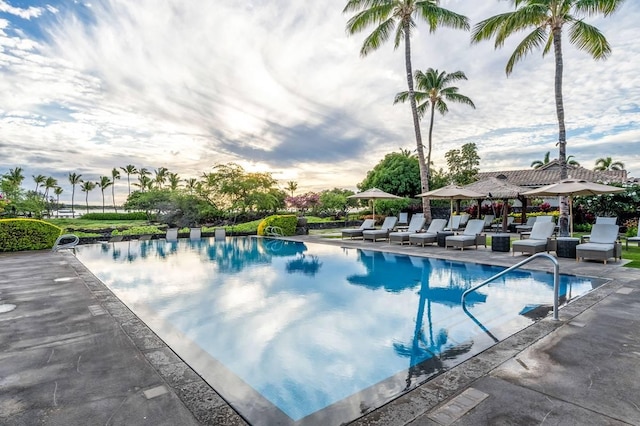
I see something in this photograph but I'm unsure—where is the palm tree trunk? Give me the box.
[102,190,105,213]
[112,185,118,213]
[127,174,131,195]
[427,103,436,183]
[71,187,75,218]
[85,193,89,214]
[553,26,569,236]
[403,22,431,222]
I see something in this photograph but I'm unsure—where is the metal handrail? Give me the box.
[461,252,560,321]
[52,234,80,252]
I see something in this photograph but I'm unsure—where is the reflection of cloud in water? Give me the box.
[74,238,599,422]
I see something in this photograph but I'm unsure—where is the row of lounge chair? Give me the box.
[341,217,626,263]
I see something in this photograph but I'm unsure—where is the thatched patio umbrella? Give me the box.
[464,177,530,231]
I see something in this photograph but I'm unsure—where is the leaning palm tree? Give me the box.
[184,178,199,194]
[154,167,168,189]
[471,0,624,236]
[33,174,46,194]
[53,187,63,217]
[594,156,624,171]
[97,176,112,213]
[530,151,551,169]
[111,168,121,213]
[343,0,469,222]
[286,181,298,197]
[68,172,82,218]
[80,180,96,214]
[43,177,58,205]
[395,68,475,183]
[120,164,138,196]
[5,167,25,186]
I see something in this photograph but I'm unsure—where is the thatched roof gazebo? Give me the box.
[464,177,530,231]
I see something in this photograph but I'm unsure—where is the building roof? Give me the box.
[477,160,627,188]
[464,177,529,199]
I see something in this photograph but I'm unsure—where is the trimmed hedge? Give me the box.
[0,219,63,252]
[81,212,148,220]
[257,215,298,236]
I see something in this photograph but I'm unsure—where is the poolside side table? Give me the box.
[556,237,580,258]
[491,234,511,252]
[437,231,454,247]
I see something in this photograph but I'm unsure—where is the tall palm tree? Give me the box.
[53,187,63,216]
[154,167,168,189]
[286,181,298,197]
[395,68,475,183]
[134,175,153,192]
[33,174,46,194]
[120,164,138,196]
[43,177,58,204]
[594,157,624,171]
[343,0,469,222]
[68,172,82,218]
[80,180,96,214]
[168,172,181,190]
[111,168,121,213]
[530,151,551,169]
[5,167,25,186]
[471,0,623,236]
[97,176,113,213]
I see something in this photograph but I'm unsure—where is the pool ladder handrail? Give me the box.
[461,252,560,321]
[52,234,80,252]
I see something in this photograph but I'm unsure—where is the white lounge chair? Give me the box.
[515,216,537,234]
[408,219,447,246]
[444,215,462,231]
[388,215,427,245]
[363,217,398,242]
[576,224,620,264]
[398,212,409,226]
[445,219,486,251]
[582,217,617,242]
[190,227,202,240]
[511,221,556,256]
[341,219,376,240]
[482,214,495,230]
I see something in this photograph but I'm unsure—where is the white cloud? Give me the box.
[0,0,639,204]
[0,1,44,20]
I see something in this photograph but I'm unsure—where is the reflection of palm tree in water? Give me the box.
[393,260,485,391]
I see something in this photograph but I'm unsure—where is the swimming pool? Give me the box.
[75,237,602,425]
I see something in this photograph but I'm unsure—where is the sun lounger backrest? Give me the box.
[536,215,554,223]
[525,217,537,226]
[483,214,495,226]
[407,215,426,232]
[463,219,485,236]
[459,214,470,226]
[595,217,617,225]
[589,224,619,244]
[360,219,376,230]
[528,221,555,240]
[426,218,447,233]
[380,216,397,231]
[447,215,462,230]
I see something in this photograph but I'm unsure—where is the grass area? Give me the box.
[46,218,150,231]
[622,243,640,268]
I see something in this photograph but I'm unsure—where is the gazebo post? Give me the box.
[475,198,482,219]
[519,195,527,225]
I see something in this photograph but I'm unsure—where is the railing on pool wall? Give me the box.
[461,252,560,321]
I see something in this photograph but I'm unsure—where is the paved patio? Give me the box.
[1,236,639,425]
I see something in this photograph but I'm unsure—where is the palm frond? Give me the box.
[574,0,624,17]
[417,1,470,32]
[444,93,476,109]
[436,100,448,115]
[506,27,547,75]
[471,13,515,44]
[360,18,397,56]
[568,20,611,59]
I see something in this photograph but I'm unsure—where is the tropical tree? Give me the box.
[594,157,624,171]
[184,178,200,194]
[286,181,298,197]
[33,174,46,194]
[80,180,96,214]
[53,187,63,216]
[567,155,580,167]
[168,172,181,191]
[110,168,121,213]
[120,164,138,196]
[445,142,480,185]
[43,177,58,206]
[359,151,421,197]
[134,175,153,192]
[343,0,469,222]
[395,68,475,184]
[154,167,168,189]
[471,0,624,236]
[4,167,25,186]
[531,151,551,169]
[97,176,113,213]
[68,172,82,218]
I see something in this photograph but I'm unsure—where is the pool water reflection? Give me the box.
[75,237,601,425]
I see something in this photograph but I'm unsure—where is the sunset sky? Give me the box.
[1,0,638,204]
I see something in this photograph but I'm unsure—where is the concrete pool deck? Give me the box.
[1,237,639,425]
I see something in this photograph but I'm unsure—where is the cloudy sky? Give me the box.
[1,0,639,204]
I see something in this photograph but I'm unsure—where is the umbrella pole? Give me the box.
[569,196,573,237]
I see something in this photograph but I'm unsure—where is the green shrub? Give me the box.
[0,219,62,252]
[111,225,164,236]
[81,212,148,220]
[257,214,297,236]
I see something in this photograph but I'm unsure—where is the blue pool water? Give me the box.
[75,237,601,425]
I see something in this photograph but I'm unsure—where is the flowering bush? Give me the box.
[285,192,320,215]
[539,202,551,212]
